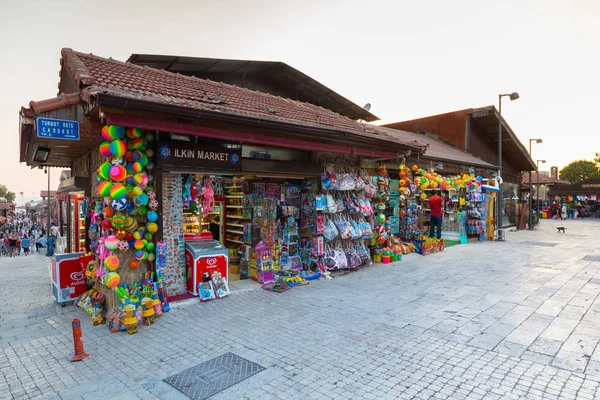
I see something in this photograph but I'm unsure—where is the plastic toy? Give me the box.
[97,181,112,197]
[110,184,127,200]
[104,255,120,271]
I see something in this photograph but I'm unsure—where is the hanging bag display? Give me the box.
[323,218,339,241]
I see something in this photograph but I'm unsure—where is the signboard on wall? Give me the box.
[36,118,80,140]
[157,141,242,171]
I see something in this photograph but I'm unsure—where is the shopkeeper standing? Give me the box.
[428,191,443,239]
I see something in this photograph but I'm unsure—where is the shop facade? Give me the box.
[548,179,600,218]
[19,49,428,324]
[384,106,536,228]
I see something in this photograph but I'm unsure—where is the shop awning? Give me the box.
[56,176,89,194]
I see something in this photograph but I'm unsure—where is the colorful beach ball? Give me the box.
[97,181,112,197]
[104,255,120,271]
[104,235,120,250]
[134,193,148,207]
[134,173,148,187]
[148,200,159,210]
[129,260,139,270]
[147,252,156,262]
[99,142,112,157]
[104,272,120,288]
[134,250,147,260]
[111,214,126,228]
[112,197,129,212]
[110,139,127,157]
[101,125,125,141]
[117,240,129,251]
[110,183,127,200]
[126,128,143,139]
[131,162,143,173]
[134,240,145,250]
[98,163,112,180]
[109,165,127,181]
[132,186,143,196]
[124,217,138,233]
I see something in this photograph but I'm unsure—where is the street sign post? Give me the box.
[36,118,80,140]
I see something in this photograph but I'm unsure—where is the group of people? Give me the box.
[548,201,586,220]
[0,217,52,257]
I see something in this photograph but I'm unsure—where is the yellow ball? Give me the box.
[420,193,427,200]
[147,222,158,233]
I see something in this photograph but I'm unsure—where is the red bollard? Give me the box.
[71,319,90,362]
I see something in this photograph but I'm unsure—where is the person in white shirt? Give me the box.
[47,222,59,257]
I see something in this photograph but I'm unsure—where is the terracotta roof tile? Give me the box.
[521,172,569,185]
[60,48,426,151]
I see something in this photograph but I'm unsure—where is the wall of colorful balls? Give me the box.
[87,125,162,321]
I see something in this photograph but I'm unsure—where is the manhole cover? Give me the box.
[164,353,265,400]
[583,255,600,262]
[519,241,558,247]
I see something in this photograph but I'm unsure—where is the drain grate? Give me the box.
[164,353,265,400]
[583,255,600,262]
[519,241,558,247]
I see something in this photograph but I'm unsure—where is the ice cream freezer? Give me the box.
[51,252,87,306]
[185,239,229,296]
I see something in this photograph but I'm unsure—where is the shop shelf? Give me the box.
[224,185,241,189]
[227,215,244,219]
[227,239,245,244]
[227,223,244,227]
[225,195,244,198]
[226,205,243,209]
[226,229,244,235]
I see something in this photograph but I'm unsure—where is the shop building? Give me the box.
[521,172,569,205]
[548,179,600,218]
[19,49,428,303]
[384,106,536,227]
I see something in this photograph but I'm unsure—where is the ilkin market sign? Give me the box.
[157,141,241,170]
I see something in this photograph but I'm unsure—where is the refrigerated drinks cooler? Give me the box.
[51,252,86,306]
[185,239,229,296]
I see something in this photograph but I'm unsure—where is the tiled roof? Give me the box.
[384,130,496,168]
[59,49,427,151]
[521,172,569,185]
[40,191,56,198]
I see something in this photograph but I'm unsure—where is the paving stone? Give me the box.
[4,222,600,399]
[528,337,564,357]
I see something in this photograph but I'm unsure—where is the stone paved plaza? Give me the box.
[3,219,600,399]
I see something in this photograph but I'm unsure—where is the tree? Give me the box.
[559,160,600,184]
[594,153,600,168]
[0,184,16,203]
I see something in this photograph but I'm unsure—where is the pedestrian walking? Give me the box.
[21,235,30,256]
[561,204,567,220]
[47,222,58,257]
[8,233,17,257]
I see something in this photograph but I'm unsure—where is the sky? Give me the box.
[1,0,599,203]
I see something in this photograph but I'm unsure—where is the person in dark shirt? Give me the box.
[428,191,443,239]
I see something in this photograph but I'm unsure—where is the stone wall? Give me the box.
[161,173,186,296]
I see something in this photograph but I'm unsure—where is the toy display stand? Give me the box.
[92,249,150,312]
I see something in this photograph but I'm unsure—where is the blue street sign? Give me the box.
[36,118,80,140]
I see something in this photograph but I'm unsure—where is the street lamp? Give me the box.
[528,139,543,230]
[497,92,520,241]
[536,159,546,219]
